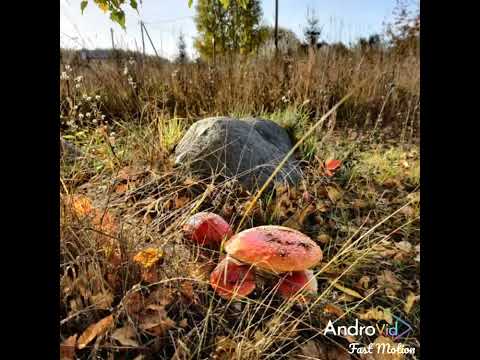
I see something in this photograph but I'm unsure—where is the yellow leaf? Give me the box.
[71,194,94,217]
[111,325,139,347]
[133,247,164,269]
[403,291,419,314]
[377,270,402,292]
[326,186,342,203]
[358,307,393,325]
[77,314,114,349]
[330,281,364,299]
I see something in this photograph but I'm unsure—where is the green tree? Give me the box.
[303,8,322,48]
[175,32,189,64]
[193,0,264,60]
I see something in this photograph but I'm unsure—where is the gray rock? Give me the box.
[174,117,302,190]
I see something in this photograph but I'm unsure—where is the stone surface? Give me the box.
[174,117,302,190]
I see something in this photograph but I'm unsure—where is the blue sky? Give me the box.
[60,0,416,59]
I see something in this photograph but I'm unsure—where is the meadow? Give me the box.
[60,43,420,359]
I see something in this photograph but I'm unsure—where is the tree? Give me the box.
[175,32,189,64]
[79,0,251,29]
[193,0,264,60]
[303,8,322,48]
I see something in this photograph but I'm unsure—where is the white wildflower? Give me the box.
[86,112,91,118]
[60,72,69,80]
[86,96,92,102]
[82,94,88,100]
[65,64,72,72]
[75,84,81,89]
[92,119,98,124]
[101,115,106,120]
[74,75,83,82]
[78,113,84,119]
[95,95,101,100]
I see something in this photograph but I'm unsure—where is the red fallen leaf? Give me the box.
[324,159,342,177]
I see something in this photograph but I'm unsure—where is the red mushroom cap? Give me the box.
[183,212,232,247]
[224,226,323,273]
[277,270,318,302]
[210,256,256,300]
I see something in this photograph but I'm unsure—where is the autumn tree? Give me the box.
[193,0,264,60]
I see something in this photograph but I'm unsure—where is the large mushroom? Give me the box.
[183,212,232,248]
[277,269,318,303]
[209,256,256,300]
[224,226,323,273]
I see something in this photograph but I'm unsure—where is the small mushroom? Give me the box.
[210,256,256,300]
[224,226,323,273]
[183,212,232,248]
[277,270,318,302]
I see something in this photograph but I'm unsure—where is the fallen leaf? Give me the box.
[71,194,94,218]
[178,319,188,328]
[326,186,342,203]
[133,247,164,269]
[395,241,412,253]
[297,340,328,359]
[324,303,345,317]
[330,281,364,299]
[175,196,190,209]
[141,267,159,283]
[91,291,114,310]
[77,314,114,349]
[327,346,352,360]
[403,292,419,314]
[115,183,129,194]
[111,325,139,347]
[377,271,402,293]
[318,234,331,244]
[124,291,145,318]
[357,276,371,289]
[358,307,393,325]
[139,305,176,336]
[60,334,77,360]
[399,206,415,217]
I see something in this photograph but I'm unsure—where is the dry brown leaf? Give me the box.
[111,325,139,347]
[124,291,145,317]
[115,183,129,194]
[70,194,94,218]
[141,267,159,283]
[358,307,393,325]
[377,271,402,293]
[399,206,414,217]
[395,241,412,253]
[91,291,114,310]
[324,303,345,317]
[77,314,114,349]
[403,292,419,314]
[139,305,176,336]
[175,196,190,209]
[178,319,188,328]
[298,340,328,359]
[60,334,77,360]
[133,247,164,269]
[357,276,371,289]
[147,287,176,307]
[327,346,351,360]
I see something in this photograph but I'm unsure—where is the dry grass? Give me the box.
[60,45,419,359]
